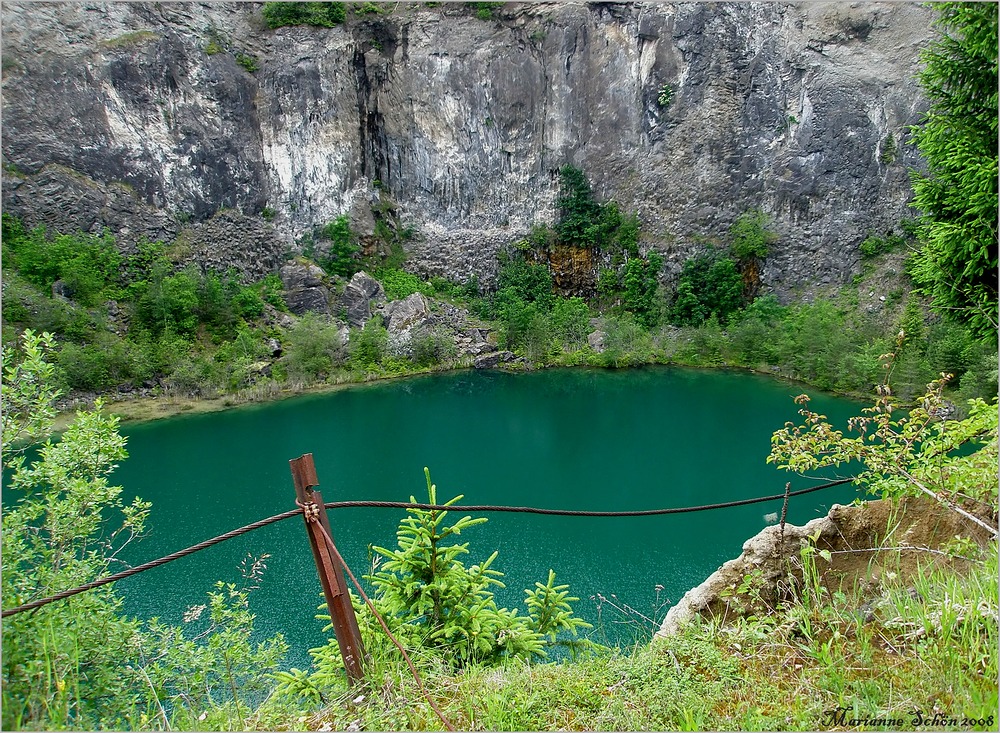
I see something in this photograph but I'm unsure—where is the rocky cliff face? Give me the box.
[2,2,931,294]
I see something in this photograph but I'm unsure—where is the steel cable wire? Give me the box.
[1,477,856,618]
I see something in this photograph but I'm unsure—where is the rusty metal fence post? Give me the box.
[289,453,367,684]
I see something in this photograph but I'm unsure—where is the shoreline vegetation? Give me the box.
[5,176,995,432]
[59,358,874,432]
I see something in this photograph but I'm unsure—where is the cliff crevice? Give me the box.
[2,2,932,290]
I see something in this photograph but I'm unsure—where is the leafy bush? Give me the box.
[466,1,503,21]
[262,2,346,28]
[260,272,288,310]
[668,252,743,326]
[314,215,360,277]
[348,318,388,371]
[56,334,151,392]
[770,373,998,518]
[657,83,673,108]
[235,53,259,73]
[553,167,640,254]
[410,328,456,367]
[427,275,458,298]
[495,256,553,310]
[282,312,344,383]
[376,268,430,301]
[2,332,151,729]
[3,334,288,729]
[599,314,655,367]
[497,299,552,361]
[3,219,123,307]
[621,252,663,327]
[730,210,776,262]
[134,263,200,336]
[859,232,905,258]
[550,296,592,347]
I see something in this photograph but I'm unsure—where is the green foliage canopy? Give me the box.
[2,216,123,306]
[315,215,361,278]
[668,252,743,326]
[730,210,776,262]
[262,2,346,28]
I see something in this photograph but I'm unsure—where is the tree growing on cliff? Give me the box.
[730,210,777,301]
[909,1,999,338]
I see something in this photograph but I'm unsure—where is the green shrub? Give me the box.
[550,296,591,347]
[134,264,200,336]
[2,333,149,729]
[283,312,344,383]
[727,314,780,366]
[668,252,743,326]
[657,83,673,108]
[313,215,360,277]
[231,285,265,321]
[56,335,150,392]
[621,252,663,328]
[879,132,897,164]
[859,232,905,258]
[4,221,123,307]
[730,210,776,262]
[467,2,503,21]
[410,329,456,367]
[262,2,346,28]
[495,256,553,311]
[499,301,552,362]
[348,318,388,371]
[376,268,430,301]
[354,1,385,14]
[461,275,481,299]
[599,314,654,367]
[260,273,288,310]
[235,53,259,73]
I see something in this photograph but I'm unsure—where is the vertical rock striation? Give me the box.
[2,2,931,294]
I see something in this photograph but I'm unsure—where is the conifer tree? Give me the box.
[910,2,999,338]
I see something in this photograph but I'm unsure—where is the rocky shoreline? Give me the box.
[656,496,997,638]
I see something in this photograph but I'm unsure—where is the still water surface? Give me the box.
[113,367,862,665]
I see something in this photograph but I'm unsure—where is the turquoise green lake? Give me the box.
[112,367,863,665]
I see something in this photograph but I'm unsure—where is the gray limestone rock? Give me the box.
[280,262,331,316]
[656,512,838,637]
[280,262,327,291]
[587,330,607,354]
[1,2,934,297]
[383,292,431,333]
[51,279,74,301]
[474,350,518,370]
[340,271,386,328]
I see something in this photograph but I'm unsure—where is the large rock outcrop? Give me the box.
[1,2,933,297]
[656,496,997,637]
